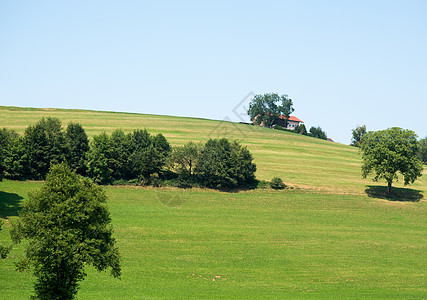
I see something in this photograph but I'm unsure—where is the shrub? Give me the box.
[195,138,256,189]
[270,177,286,189]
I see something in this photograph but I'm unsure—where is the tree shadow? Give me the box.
[0,191,23,218]
[365,185,424,202]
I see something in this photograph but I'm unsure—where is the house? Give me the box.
[278,115,303,130]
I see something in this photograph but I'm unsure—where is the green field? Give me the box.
[0,106,426,299]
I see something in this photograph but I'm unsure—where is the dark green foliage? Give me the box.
[295,124,307,135]
[360,127,423,196]
[86,129,171,184]
[351,125,367,147]
[126,130,171,179]
[0,128,19,180]
[65,123,89,175]
[11,164,120,300]
[248,93,294,128]
[196,138,256,189]
[270,177,286,189]
[22,118,67,179]
[418,137,427,164]
[0,221,11,259]
[309,126,327,140]
[86,133,114,184]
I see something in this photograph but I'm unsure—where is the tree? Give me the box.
[295,124,307,135]
[196,138,256,189]
[65,123,89,175]
[351,125,367,147]
[0,128,19,180]
[0,221,11,259]
[11,164,120,300]
[309,126,327,140]
[86,133,114,184]
[22,117,67,179]
[170,142,202,176]
[247,93,294,128]
[417,137,427,164]
[360,127,423,196]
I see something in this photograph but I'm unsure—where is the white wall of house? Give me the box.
[287,121,300,130]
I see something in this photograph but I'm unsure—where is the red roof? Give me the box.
[279,115,303,123]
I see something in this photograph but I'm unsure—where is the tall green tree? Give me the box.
[0,128,19,180]
[417,137,427,164]
[22,117,67,179]
[196,138,256,189]
[360,127,423,196]
[351,125,367,147]
[11,164,120,300]
[247,93,294,128]
[170,142,202,176]
[65,123,89,175]
[0,221,11,259]
[86,133,114,184]
[309,126,327,140]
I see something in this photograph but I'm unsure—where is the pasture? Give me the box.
[0,106,426,298]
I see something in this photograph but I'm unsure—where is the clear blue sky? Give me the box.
[1,0,426,144]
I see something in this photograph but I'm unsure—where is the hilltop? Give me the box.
[1,106,425,194]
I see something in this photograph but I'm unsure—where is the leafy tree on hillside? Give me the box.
[360,127,423,196]
[126,130,171,180]
[418,137,427,164]
[11,164,121,300]
[0,221,11,259]
[196,138,256,189]
[65,123,89,175]
[309,126,327,140]
[247,93,294,128]
[109,129,130,180]
[22,117,67,179]
[86,133,114,184]
[0,128,19,180]
[295,124,307,135]
[351,125,367,147]
[170,142,202,176]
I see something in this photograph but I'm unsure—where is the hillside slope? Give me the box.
[0,106,425,195]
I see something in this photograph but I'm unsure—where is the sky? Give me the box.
[1,0,426,144]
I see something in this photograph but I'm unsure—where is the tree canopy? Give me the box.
[351,125,367,147]
[11,164,121,299]
[247,93,294,128]
[196,138,256,189]
[309,126,327,140]
[418,137,427,164]
[360,127,423,195]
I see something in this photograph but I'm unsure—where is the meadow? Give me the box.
[0,106,426,299]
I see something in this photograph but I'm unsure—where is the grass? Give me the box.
[0,181,425,299]
[0,106,426,298]
[2,105,424,194]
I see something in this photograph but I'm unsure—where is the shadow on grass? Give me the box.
[0,191,23,218]
[365,185,424,202]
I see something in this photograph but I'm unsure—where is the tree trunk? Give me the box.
[387,181,392,197]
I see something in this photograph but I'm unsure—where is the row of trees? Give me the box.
[0,118,257,189]
[293,124,328,140]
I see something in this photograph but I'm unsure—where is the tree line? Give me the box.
[0,117,257,189]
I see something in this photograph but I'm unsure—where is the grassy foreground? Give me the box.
[0,180,425,299]
[0,106,426,298]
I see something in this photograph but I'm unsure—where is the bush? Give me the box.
[196,138,256,189]
[270,177,286,189]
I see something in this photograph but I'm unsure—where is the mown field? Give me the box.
[0,106,426,299]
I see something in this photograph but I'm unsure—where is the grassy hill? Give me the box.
[1,105,424,194]
[0,106,426,299]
